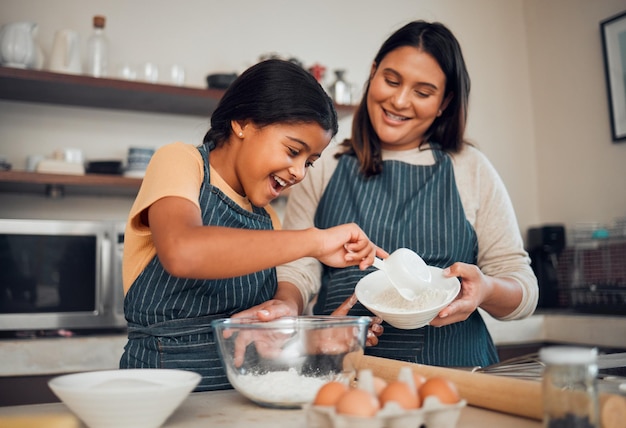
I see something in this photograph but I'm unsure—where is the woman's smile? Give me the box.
[382,107,412,123]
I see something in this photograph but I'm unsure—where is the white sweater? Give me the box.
[276,143,538,321]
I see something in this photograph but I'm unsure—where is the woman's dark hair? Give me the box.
[342,20,471,176]
[204,59,338,146]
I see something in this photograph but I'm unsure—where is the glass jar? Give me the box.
[329,69,352,105]
[540,346,599,428]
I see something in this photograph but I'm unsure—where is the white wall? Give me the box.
[0,0,625,239]
[524,0,626,231]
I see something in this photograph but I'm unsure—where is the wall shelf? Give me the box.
[0,66,225,117]
[0,66,357,118]
[0,66,356,196]
[0,170,142,197]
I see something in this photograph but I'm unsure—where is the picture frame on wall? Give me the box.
[600,10,626,142]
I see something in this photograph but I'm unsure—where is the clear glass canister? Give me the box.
[540,346,599,428]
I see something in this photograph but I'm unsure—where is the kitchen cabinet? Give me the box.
[0,66,356,196]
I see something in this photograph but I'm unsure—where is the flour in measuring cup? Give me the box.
[373,287,447,312]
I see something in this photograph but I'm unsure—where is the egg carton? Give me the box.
[306,396,466,428]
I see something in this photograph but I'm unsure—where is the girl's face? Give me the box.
[367,46,450,150]
[235,122,332,207]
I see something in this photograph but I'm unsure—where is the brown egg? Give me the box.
[419,377,460,404]
[379,381,421,410]
[335,388,380,417]
[313,381,349,406]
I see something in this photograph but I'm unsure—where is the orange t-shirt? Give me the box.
[122,142,280,294]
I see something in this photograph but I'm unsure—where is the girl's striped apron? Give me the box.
[313,147,498,367]
[120,143,277,391]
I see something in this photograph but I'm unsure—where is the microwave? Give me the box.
[0,219,127,333]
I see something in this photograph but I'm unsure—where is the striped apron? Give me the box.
[313,147,498,367]
[120,143,277,391]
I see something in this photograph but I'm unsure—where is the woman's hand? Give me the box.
[430,262,522,327]
[429,262,483,327]
[331,293,384,347]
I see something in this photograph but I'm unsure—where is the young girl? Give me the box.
[119,59,379,391]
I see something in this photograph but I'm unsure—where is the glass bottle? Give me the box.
[329,69,352,105]
[540,346,599,428]
[85,15,109,77]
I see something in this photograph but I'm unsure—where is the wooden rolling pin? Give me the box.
[352,354,626,428]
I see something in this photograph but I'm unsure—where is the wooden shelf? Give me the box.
[0,170,142,197]
[0,66,224,117]
[0,67,356,196]
[0,66,357,118]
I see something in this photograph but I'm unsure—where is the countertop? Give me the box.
[481,310,626,349]
[0,389,541,427]
[1,312,624,377]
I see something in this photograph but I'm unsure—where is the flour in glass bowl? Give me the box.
[233,368,329,406]
[372,287,448,312]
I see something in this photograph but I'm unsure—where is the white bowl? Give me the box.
[355,267,460,329]
[48,369,200,428]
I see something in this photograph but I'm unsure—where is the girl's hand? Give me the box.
[314,223,381,271]
[228,300,299,367]
[331,293,384,347]
[429,262,486,327]
[231,299,298,321]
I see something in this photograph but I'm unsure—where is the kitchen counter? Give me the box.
[482,310,626,349]
[2,312,625,408]
[0,389,541,427]
[1,313,625,377]
[0,334,127,377]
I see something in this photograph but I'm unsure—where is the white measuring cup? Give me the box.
[372,248,432,301]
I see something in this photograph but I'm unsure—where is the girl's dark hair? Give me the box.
[203,59,338,146]
[342,20,471,176]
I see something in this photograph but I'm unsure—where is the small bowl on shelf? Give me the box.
[85,160,123,175]
[206,72,238,89]
[212,316,371,409]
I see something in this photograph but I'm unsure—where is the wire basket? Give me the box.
[566,237,626,314]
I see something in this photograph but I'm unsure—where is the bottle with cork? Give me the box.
[85,15,109,77]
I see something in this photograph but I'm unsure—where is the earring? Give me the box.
[437,109,442,117]
[238,132,243,137]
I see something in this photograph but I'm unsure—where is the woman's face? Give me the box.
[234,122,332,207]
[367,46,449,150]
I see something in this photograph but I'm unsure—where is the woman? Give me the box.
[274,21,538,368]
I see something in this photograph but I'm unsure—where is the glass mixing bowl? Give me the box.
[212,316,371,409]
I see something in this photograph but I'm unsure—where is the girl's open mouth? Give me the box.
[271,174,288,193]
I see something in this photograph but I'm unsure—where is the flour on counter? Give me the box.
[372,287,447,312]
[234,368,329,405]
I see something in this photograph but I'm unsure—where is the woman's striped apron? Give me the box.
[313,147,498,367]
